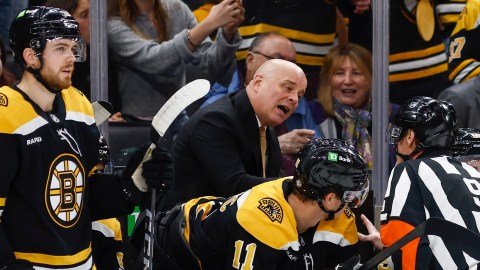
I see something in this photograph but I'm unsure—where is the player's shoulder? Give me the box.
[236,178,301,250]
[61,86,95,122]
[0,86,42,134]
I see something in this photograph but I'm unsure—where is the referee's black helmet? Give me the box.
[387,96,456,149]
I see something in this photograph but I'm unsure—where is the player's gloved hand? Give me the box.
[335,254,362,270]
[141,146,174,191]
[121,143,155,203]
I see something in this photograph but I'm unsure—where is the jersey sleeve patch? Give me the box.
[236,179,300,251]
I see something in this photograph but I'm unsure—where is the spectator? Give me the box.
[309,43,398,170]
[0,6,171,269]
[448,0,480,84]
[360,96,480,269]
[438,75,480,129]
[154,138,369,269]
[343,0,467,104]
[106,0,244,123]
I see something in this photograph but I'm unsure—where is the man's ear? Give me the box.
[246,51,255,66]
[251,73,264,92]
[23,48,37,67]
[322,192,337,206]
[406,129,417,146]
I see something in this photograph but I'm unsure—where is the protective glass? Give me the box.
[342,179,369,208]
[386,124,403,144]
[31,36,87,62]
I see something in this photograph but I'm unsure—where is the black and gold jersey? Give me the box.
[436,0,467,36]
[381,152,480,269]
[388,0,452,103]
[237,0,338,99]
[0,86,131,269]
[448,0,480,84]
[181,178,358,270]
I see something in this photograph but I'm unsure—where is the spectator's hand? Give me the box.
[142,146,174,191]
[207,0,243,29]
[358,214,384,250]
[278,129,315,155]
[352,0,370,14]
[335,254,362,270]
[108,112,126,122]
[223,0,245,38]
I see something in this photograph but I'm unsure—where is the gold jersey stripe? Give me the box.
[449,58,474,81]
[389,64,448,82]
[239,23,336,44]
[15,246,91,266]
[0,197,5,206]
[389,43,446,63]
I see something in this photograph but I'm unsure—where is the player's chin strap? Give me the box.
[395,145,422,161]
[25,59,59,94]
[318,201,345,221]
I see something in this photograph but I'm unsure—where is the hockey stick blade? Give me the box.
[152,79,210,137]
[359,217,480,270]
[92,100,114,126]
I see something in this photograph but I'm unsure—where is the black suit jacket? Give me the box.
[158,89,281,212]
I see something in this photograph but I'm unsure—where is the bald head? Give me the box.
[245,33,297,83]
[247,59,307,127]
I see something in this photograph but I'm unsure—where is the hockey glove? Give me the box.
[335,254,362,270]
[141,146,174,191]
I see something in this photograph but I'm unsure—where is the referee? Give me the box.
[361,96,480,269]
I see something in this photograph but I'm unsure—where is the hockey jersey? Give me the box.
[0,86,132,269]
[448,0,480,84]
[180,178,358,270]
[237,0,338,99]
[381,150,480,269]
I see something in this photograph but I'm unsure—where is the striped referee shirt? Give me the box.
[380,149,480,269]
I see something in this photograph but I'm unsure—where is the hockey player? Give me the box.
[359,96,480,269]
[0,6,173,269]
[153,138,369,270]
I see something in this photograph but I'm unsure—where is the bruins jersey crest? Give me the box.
[46,153,85,228]
[257,197,283,223]
[0,92,7,107]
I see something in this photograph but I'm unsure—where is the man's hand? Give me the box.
[278,129,315,155]
[352,0,370,14]
[358,214,384,250]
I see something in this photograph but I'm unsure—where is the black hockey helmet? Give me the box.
[387,96,456,149]
[9,6,86,64]
[452,128,480,161]
[294,138,369,208]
